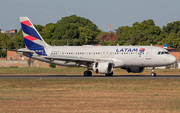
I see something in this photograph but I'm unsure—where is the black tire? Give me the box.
[84,71,89,76]
[88,71,92,76]
[84,71,92,76]
[106,72,113,76]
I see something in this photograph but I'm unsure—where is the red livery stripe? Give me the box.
[24,35,37,41]
[21,20,32,26]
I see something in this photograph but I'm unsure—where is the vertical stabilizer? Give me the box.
[20,17,49,56]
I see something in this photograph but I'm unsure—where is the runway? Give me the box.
[0,75,180,79]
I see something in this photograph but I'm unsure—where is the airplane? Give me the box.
[16,17,176,77]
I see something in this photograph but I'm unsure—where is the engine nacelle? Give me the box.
[92,62,113,74]
[123,67,145,73]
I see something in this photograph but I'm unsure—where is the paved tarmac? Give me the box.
[0,75,180,79]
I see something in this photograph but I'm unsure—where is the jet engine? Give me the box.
[122,67,145,73]
[92,62,113,74]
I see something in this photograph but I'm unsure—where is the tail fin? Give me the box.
[20,17,49,56]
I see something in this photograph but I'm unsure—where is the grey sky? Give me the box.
[1,0,180,32]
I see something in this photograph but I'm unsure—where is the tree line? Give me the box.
[0,14,180,57]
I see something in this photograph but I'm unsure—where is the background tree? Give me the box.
[12,29,24,49]
[96,32,119,45]
[159,21,180,49]
[162,21,180,34]
[115,19,162,46]
[53,15,101,45]
[41,23,55,45]
[0,33,14,57]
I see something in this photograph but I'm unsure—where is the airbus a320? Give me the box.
[15,17,176,76]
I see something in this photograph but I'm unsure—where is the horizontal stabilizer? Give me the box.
[4,48,35,54]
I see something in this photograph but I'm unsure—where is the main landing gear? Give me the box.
[151,67,156,77]
[84,71,92,76]
[83,69,113,77]
[84,71,113,76]
[105,72,113,76]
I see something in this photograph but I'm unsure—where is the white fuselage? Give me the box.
[38,45,176,68]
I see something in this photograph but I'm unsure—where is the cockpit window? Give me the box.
[158,51,170,55]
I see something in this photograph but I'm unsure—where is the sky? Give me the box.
[1,0,180,32]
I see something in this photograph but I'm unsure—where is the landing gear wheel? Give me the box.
[105,72,113,76]
[151,72,156,77]
[88,71,92,76]
[151,67,156,77]
[84,71,92,76]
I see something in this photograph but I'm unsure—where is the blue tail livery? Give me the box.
[20,17,49,56]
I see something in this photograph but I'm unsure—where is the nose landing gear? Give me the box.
[151,67,156,76]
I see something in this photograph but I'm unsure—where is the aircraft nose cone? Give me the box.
[169,56,176,64]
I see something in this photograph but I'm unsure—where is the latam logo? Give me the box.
[116,48,145,57]
[116,48,138,52]
[139,48,145,53]
[139,48,145,57]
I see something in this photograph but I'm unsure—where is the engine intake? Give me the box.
[92,62,113,74]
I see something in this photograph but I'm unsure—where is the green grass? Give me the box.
[0,67,87,75]
[0,67,180,75]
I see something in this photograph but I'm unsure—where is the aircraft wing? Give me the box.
[44,55,112,63]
